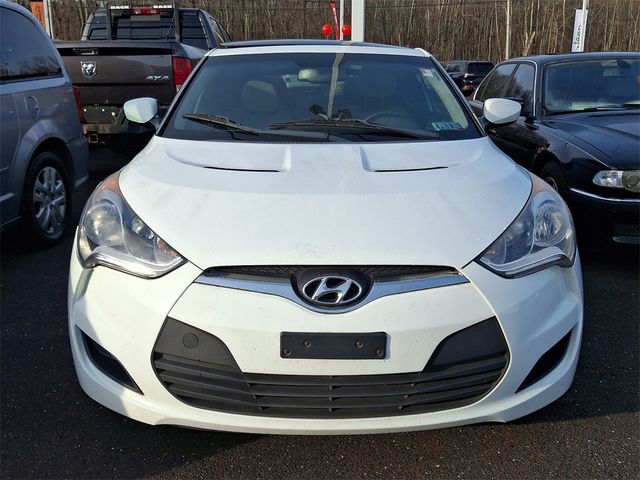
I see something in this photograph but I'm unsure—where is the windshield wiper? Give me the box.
[182,113,260,135]
[269,118,439,140]
[622,102,640,109]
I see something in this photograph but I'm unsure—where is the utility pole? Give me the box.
[581,0,589,50]
[505,0,511,59]
[339,0,345,39]
[351,0,365,42]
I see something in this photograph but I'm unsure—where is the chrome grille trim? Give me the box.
[194,268,469,313]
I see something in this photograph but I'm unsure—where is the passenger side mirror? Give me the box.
[483,98,521,126]
[124,97,159,128]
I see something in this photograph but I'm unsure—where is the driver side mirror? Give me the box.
[124,97,160,129]
[483,98,521,126]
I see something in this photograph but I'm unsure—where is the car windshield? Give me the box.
[544,57,640,114]
[161,52,480,142]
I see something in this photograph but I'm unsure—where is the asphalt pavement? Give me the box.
[1,148,638,479]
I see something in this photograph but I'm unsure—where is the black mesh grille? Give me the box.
[152,318,508,419]
[204,265,457,280]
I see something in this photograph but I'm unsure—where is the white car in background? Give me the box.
[68,41,583,434]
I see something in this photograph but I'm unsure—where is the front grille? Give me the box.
[198,265,466,313]
[205,265,457,281]
[153,318,508,418]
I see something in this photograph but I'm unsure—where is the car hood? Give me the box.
[543,111,640,169]
[119,136,531,270]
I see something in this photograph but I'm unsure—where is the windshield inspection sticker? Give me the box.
[432,122,464,131]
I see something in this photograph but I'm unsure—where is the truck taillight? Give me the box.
[72,85,84,123]
[132,8,159,15]
[172,57,192,93]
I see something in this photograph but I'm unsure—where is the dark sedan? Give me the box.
[470,52,640,244]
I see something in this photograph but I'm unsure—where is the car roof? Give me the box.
[503,51,640,65]
[0,0,28,13]
[447,60,493,64]
[220,39,406,49]
[208,39,428,57]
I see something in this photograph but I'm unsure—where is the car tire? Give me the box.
[21,151,72,247]
[539,161,569,200]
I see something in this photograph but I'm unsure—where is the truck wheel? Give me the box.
[21,151,71,247]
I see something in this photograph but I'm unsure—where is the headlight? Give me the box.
[593,170,640,192]
[477,174,576,278]
[77,171,184,278]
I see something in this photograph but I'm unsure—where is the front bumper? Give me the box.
[570,188,640,244]
[68,244,583,434]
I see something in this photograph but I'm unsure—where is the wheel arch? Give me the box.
[16,135,73,208]
[531,150,561,175]
[19,140,74,246]
[31,137,73,181]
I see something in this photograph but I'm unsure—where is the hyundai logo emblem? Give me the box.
[301,275,364,306]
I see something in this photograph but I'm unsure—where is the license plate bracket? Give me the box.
[280,332,387,359]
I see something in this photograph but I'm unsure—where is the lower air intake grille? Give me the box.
[153,318,508,419]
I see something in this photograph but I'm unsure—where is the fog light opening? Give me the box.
[80,329,142,394]
[516,329,573,393]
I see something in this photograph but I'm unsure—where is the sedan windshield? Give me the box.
[544,57,640,114]
[161,52,480,142]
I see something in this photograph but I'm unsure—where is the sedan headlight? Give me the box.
[478,174,576,278]
[593,170,640,192]
[77,172,184,278]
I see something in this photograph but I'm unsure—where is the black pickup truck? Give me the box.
[56,2,230,148]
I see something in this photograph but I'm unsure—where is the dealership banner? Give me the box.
[571,8,588,52]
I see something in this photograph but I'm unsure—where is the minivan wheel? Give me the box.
[21,151,71,247]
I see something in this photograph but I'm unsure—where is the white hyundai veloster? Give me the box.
[68,41,582,434]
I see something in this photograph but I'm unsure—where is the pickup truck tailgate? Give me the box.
[57,41,177,107]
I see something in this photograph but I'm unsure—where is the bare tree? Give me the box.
[16,0,640,63]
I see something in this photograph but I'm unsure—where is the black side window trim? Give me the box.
[474,62,517,102]
[505,62,537,117]
[0,71,63,85]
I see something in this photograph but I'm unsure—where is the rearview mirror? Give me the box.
[124,97,159,127]
[483,98,521,126]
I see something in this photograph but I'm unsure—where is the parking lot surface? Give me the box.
[1,148,638,479]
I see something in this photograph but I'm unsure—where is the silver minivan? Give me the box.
[0,0,88,246]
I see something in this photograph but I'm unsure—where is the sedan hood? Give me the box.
[119,136,531,270]
[544,111,640,169]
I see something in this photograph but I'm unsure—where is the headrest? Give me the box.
[241,80,279,113]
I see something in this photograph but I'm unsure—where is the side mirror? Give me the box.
[123,97,159,127]
[483,98,521,126]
